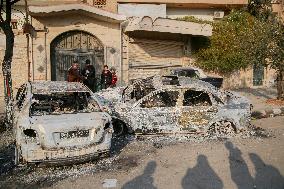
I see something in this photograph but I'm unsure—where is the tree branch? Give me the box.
[0,0,4,16]
[5,0,11,23]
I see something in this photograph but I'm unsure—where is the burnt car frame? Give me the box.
[13,81,113,165]
[99,77,251,137]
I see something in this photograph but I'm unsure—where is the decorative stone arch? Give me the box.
[50,30,104,81]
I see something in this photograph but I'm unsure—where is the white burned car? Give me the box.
[13,81,113,165]
[98,77,252,137]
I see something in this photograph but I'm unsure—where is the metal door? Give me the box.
[253,64,264,86]
[50,30,104,82]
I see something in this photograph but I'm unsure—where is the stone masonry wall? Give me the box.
[0,32,29,114]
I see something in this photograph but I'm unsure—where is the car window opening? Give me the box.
[161,76,180,85]
[174,70,200,78]
[30,92,100,115]
[141,91,179,108]
[125,78,156,101]
[183,90,212,106]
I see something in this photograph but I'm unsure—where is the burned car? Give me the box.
[161,67,223,88]
[97,76,251,137]
[13,81,113,165]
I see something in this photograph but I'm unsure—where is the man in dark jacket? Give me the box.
[67,61,85,82]
[101,65,112,89]
[81,59,96,92]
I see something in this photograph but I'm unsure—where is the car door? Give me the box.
[178,89,218,133]
[128,89,181,134]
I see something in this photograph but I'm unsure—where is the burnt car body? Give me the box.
[161,67,223,88]
[97,76,251,136]
[13,81,113,165]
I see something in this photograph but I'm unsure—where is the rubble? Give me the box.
[102,179,117,188]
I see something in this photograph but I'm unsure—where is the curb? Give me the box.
[252,107,284,119]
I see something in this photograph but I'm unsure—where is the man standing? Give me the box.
[101,65,112,89]
[67,60,84,82]
[81,59,96,92]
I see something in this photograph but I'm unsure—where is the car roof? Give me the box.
[170,67,197,71]
[159,78,221,93]
[30,81,90,94]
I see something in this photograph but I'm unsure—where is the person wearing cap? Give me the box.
[67,60,85,82]
[81,59,96,92]
[100,65,112,89]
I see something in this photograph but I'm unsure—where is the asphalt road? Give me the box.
[0,117,283,189]
[49,116,284,189]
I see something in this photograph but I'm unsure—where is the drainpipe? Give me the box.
[119,20,129,85]
[31,17,34,81]
[44,26,48,81]
[24,0,31,82]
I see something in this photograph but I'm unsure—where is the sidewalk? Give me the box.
[233,87,284,118]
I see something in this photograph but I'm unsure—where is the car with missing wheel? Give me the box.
[97,76,252,137]
[13,81,113,165]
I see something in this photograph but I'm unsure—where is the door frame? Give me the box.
[50,30,104,81]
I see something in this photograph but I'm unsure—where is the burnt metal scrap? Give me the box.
[13,81,113,165]
[96,76,252,137]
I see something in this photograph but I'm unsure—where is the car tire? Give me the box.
[113,119,127,137]
[208,120,236,138]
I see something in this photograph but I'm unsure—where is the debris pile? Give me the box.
[266,99,284,106]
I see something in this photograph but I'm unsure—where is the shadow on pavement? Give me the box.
[0,144,15,176]
[226,141,284,189]
[122,160,157,189]
[225,141,254,189]
[250,153,284,189]
[182,155,223,189]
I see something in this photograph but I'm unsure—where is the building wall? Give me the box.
[0,33,29,114]
[30,14,121,82]
[0,10,122,113]
[166,7,221,21]
[220,67,276,89]
[0,4,30,113]
[116,0,248,5]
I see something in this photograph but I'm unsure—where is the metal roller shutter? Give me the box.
[128,38,184,80]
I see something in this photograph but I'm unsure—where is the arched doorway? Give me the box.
[50,30,104,81]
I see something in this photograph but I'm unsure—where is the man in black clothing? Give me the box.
[101,65,112,89]
[81,59,96,92]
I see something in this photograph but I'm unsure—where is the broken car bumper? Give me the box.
[18,132,112,165]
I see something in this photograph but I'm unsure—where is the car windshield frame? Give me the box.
[30,91,101,116]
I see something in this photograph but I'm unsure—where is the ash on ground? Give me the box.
[0,124,272,188]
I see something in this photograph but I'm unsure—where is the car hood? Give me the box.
[28,112,110,132]
[224,91,251,109]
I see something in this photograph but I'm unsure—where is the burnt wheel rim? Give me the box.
[113,121,124,136]
[209,121,236,137]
